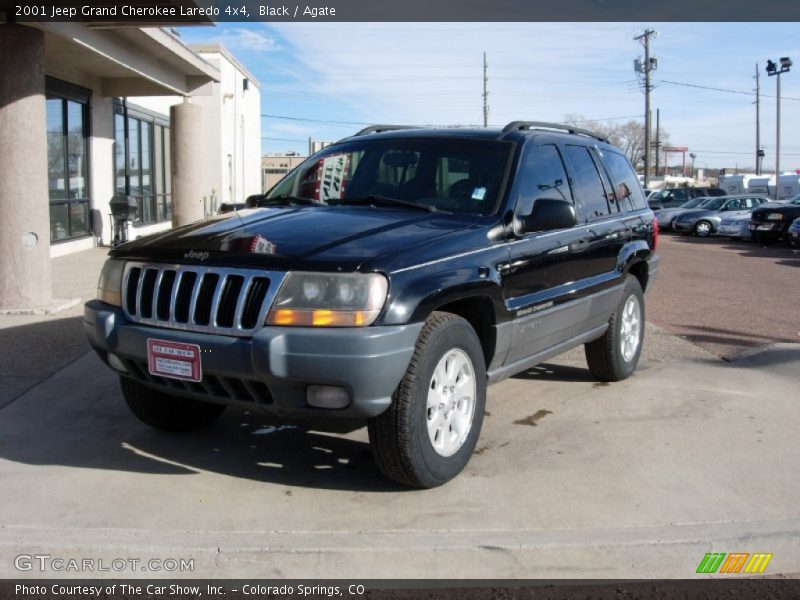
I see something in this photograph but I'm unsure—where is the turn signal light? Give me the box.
[652,217,659,251]
[267,308,377,327]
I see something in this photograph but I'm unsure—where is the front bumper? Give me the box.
[748,221,784,234]
[671,220,694,233]
[84,300,422,420]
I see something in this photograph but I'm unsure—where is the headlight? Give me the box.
[767,213,783,220]
[266,272,388,327]
[96,259,125,307]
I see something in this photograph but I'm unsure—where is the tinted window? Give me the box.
[515,144,573,217]
[564,145,611,220]
[599,149,647,211]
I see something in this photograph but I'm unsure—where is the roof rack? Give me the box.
[352,124,418,137]
[501,121,608,143]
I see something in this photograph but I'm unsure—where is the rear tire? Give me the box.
[368,312,486,488]
[120,377,226,432]
[585,276,645,382]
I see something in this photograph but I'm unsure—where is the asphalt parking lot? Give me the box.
[0,242,798,579]
[648,233,800,358]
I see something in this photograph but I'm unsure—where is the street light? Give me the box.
[689,153,696,179]
[766,56,792,200]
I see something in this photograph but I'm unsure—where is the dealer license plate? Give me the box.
[147,338,202,382]
[757,224,773,231]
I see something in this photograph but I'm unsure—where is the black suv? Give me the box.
[85,121,659,488]
[748,195,800,244]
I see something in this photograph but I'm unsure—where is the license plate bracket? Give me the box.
[147,338,202,382]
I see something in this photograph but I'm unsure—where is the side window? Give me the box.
[515,144,573,218]
[599,149,647,211]
[564,145,611,220]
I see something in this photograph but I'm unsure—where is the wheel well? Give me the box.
[628,260,648,293]
[434,296,496,368]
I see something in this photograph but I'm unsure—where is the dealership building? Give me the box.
[0,19,261,310]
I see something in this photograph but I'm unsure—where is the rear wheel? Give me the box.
[368,312,486,488]
[585,276,645,382]
[120,377,226,432]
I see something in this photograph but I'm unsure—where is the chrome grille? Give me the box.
[122,262,287,336]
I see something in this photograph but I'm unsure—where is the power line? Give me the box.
[657,79,800,102]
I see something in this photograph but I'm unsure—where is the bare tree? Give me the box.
[562,114,669,171]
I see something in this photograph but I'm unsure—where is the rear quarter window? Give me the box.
[599,149,648,211]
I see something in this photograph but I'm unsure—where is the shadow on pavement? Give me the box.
[512,362,596,382]
[0,316,405,492]
[676,324,797,355]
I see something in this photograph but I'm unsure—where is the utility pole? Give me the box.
[766,57,793,200]
[754,63,761,175]
[654,108,660,177]
[482,52,489,128]
[634,29,657,187]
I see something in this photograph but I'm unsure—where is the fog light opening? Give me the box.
[107,353,128,374]
[306,385,351,409]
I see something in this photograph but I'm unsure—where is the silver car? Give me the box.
[654,196,717,231]
[672,195,770,237]
[717,212,753,240]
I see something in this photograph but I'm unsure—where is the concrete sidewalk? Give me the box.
[1,247,799,578]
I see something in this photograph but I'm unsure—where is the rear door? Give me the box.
[562,145,630,283]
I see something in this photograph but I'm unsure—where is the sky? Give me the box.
[177,22,800,171]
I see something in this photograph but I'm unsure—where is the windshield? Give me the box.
[681,197,706,209]
[698,197,724,210]
[265,138,513,215]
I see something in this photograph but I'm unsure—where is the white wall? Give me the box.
[194,47,262,207]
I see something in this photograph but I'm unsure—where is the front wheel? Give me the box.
[585,276,645,382]
[368,312,486,488]
[694,220,713,237]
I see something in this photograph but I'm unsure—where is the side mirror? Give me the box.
[524,198,577,233]
[244,194,264,209]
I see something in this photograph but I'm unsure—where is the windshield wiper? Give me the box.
[259,195,321,207]
[338,195,439,213]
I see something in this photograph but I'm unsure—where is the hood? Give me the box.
[675,209,718,220]
[111,206,483,271]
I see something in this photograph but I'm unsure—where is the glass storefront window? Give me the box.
[46,79,91,243]
[113,102,171,227]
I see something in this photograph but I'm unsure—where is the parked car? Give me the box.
[672,195,770,237]
[717,212,754,240]
[648,187,726,210]
[84,121,659,488]
[788,217,800,248]
[653,196,717,231]
[749,195,800,244]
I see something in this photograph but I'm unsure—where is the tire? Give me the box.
[585,276,645,382]
[694,220,712,237]
[120,377,226,432]
[368,311,486,488]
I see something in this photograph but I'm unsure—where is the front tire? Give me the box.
[368,312,486,488]
[694,220,712,237]
[120,377,226,432]
[585,276,645,382]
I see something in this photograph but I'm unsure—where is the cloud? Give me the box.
[210,27,280,52]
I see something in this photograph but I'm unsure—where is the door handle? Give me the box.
[497,259,528,275]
